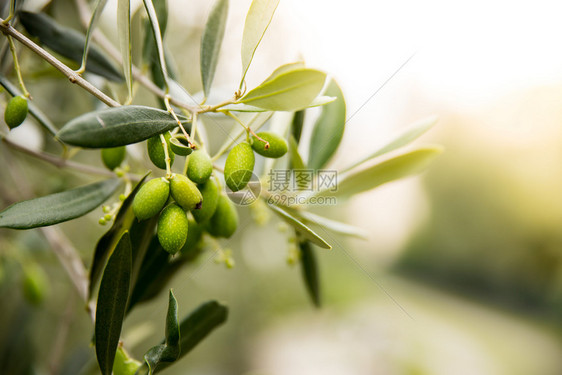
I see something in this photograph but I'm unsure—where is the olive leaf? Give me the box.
[127,236,187,313]
[296,210,368,239]
[316,146,444,198]
[142,0,170,89]
[0,75,58,135]
[118,0,133,103]
[89,173,149,300]
[143,290,180,374]
[223,96,334,112]
[19,12,123,82]
[95,231,132,375]
[0,179,121,229]
[288,135,306,170]
[79,0,108,74]
[342,115,439,172]
[308,79,346,169]
[299,240,320,307]
[239,68,327,111]
[200,0,229,97]
[291,110,305,143]
[267,204,331,249]
[57,105,188,148]
[240,0,280,85]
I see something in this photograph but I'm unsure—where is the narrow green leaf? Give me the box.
[223,96,333,112]
[291,110,305,143]
[263,62,304,83]
[79,0,108,74]
[308,79,346,169]
[19,12,123,81]
[143,290,180,374]
[89,173,149,299]
[240,0,280,85]
[95,231,132,375]
[239,68,327,111]
[149,301,228,373]
[0,179,120,229]
[127,236,186,313]
[200,0,228,97]
[318,146,444,198]
[296,210,368,239]
[57,105,188,148]
[0,75,58,135]
[267,204,331,249]
[142,0,168,64]
[142,0,169,89]
[343,115,439,172]
[176,301,227,359]
[288,135,306,170]
[118,0,133,103]
[299,240,320,307]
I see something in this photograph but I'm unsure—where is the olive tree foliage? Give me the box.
[0,0,441,373]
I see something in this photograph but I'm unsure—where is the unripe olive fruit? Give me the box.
[169,135,193,156]
[22,265,48,306]
[170,174,203,211]
[187,150,213,184]
[101,146,126,170]
[192,177,219,223]
[157,204,188,254]
[251,131,288,158]
[147,132,174,169]
[132,178,170,220]
[224,142,255,192]
[180,217,204,259]
[4,95,28,130]
[207,194,238,238]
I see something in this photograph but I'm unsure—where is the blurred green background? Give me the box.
[2,0,562,374]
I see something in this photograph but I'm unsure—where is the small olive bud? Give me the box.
[132,177,170,220]
[4,95,28,129]
[157,204,188,254]
[187,150,213,184]
[207,194,238,238]
[101,146,126,170]
[224,142,255,192]
[22,264,48,306]
[192,177,219,223]
[147,132,174,170]
[170,174,203,211]
[251,131,288,158]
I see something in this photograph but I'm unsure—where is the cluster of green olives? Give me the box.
[132,146,238,254]
[105,129,288,256]
[3,95,28,130]
[224,131,288,192]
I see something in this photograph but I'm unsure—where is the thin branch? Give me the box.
[2,136,142,181]
[0,17,120,107]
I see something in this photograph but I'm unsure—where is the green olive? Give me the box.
[132,178,170,220]
[187,150,213,184]
[157,203,188,254]
[192,177,219,223]
[147,132,174,169]
[180,217,204,260]
[22,264,48,306]
[224,142,255,192]
[207,194,238,238]
[112,347,141,375]
[4,95,28,130]
[170,174,203,211]
[101,146,126,170]
[251,131,288,158]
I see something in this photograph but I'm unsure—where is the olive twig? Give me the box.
[0,17,120,107]
[160,133,173,179]
[7,35,30,98]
